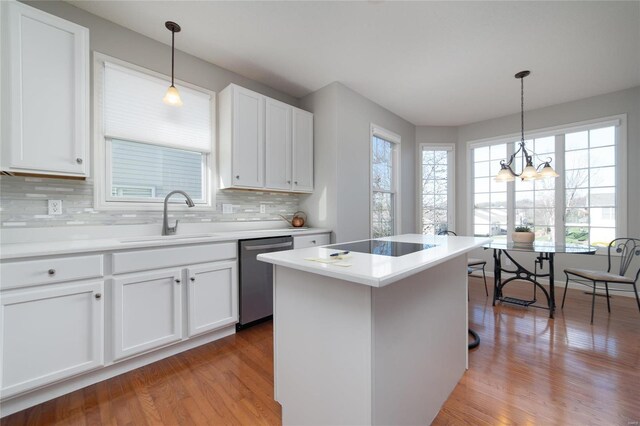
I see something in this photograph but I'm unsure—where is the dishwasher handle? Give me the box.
[244,241,293,251]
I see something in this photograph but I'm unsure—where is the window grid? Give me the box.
[473,144,507,240]
[421,148,450,235]
[471,123,619,247]
[371,135,396,238]
[514,136,556,243]
[564,127,616,246]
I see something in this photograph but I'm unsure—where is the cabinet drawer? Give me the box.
[112,242,237,274]
[294,234,330,249]
[0,255,104,290]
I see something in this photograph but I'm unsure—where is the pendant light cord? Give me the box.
[171,30,175,86]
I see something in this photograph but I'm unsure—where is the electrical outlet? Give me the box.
[222,204,233,214]
[48,200,63,215]
[260,204,266,214]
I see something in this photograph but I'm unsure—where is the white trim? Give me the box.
[92,52,216,211]
[416,143,456,234]
[466,115,623,149]
[465,114,628,244]
[371,123,401,144]
[370,124,401,237]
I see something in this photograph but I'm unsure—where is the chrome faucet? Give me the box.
[162,190,195,236]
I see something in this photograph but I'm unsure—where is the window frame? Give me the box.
[466,114,627,251]
[92,52,216,211]
[370,124,401,238]
[417,143,456,235]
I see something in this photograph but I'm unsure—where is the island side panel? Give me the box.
[371,255,468,425]
[273,266,373,425]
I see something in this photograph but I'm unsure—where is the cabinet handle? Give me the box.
[235,175,240,179]
[175,278,181,284]
[48,269,56,275]
[76,158,83,164]
[95,293,102,299]
[190,277,196,282]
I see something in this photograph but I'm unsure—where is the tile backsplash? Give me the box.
[0,176,300,228]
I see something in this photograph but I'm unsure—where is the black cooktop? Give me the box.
[326,239,436,257]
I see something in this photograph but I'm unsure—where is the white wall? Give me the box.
[300,82,417,242]
[299,83,339,241]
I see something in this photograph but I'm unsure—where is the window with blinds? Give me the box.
[95,56,214,207]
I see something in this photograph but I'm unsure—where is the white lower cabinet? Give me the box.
[187,261,238,337]
[0,281,104,398]
[113,269,183,361]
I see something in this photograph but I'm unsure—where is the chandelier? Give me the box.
[495,71,558,182]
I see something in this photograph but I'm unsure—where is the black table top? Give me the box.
[326,239,436,257]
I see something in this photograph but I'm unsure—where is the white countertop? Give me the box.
[0,227,331,260]
[258,234,491,287]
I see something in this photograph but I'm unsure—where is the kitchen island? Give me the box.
[258,234,490,425]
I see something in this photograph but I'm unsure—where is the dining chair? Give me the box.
[562,238,640,324]
[438,230,488,296]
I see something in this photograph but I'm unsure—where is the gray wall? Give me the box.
[300,82,417,243]
[0,1,301,228]
[298,83,339,239]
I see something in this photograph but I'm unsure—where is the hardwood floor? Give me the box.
[2,277,639,425]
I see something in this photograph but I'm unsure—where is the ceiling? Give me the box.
[68,1,640,126]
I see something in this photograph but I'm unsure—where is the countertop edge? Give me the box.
[0,228,332,260]
[258,238,491,287]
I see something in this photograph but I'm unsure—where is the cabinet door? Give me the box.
[3,2,89,176]
[113,269,182,360]
[232,86,264,188]
[292,108,314,192]
[1,281,104,398]
[187,261,238,337]
[265,98,292,190]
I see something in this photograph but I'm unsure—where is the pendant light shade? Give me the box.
[163,85,183,106]
[163,21,183,106]
[494,70,560,182]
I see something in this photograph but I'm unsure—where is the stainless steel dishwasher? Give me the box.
[238,236,293,329]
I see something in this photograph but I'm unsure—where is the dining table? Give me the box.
[483,241,597,318]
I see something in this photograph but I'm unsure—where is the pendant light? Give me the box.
[163,21,183,106]
[495,71,559,182]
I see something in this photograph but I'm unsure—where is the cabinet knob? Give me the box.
[287,180,291,184]
[175,278,181,284]
[48,269,56,275]
[76,158,83,164]
[235,175,240,179]
[311,240,316,244]
[294,181,298,185]
[95,293,102,299]
[190,277,196,282]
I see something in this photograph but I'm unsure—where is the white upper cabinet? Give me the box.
[292,108,314,192]
[219,83,313,193]
[265,98,292,190]
[219,84,265,189]
[0,1,89,177]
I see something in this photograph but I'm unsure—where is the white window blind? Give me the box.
[103,62,211,152]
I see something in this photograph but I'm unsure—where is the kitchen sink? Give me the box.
[119,234,219,244]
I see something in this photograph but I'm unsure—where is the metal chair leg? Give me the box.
[481,265,488,296]
[604,282,611,313]
[633,282,640,313]
[562,274,570,309]
[591,281,596,324]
